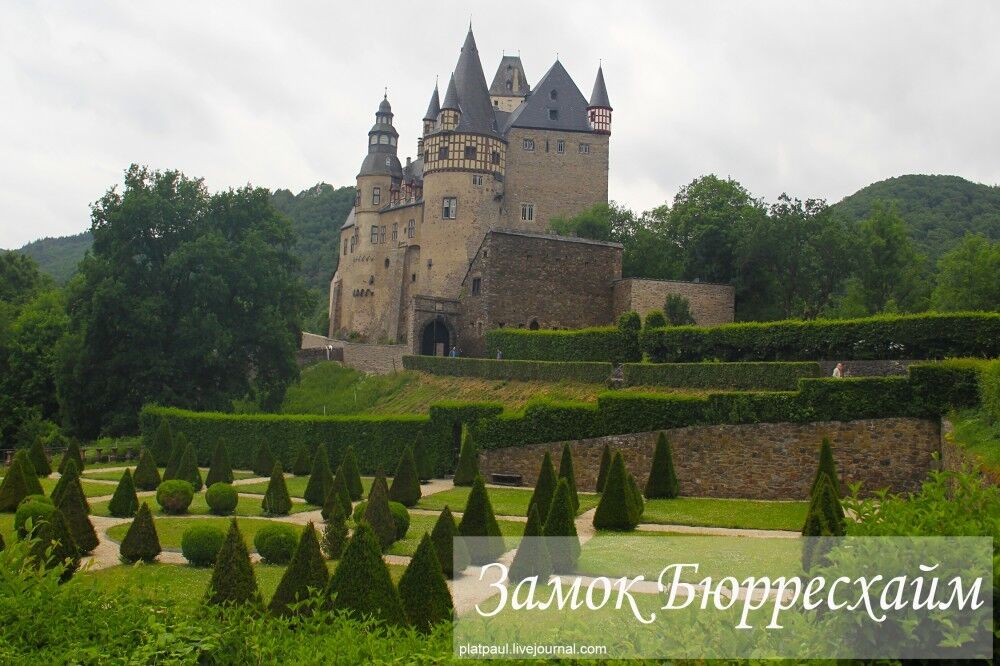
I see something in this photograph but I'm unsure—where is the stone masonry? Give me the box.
[613,278,735,326]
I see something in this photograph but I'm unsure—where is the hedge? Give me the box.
[640,312,1000,362]
[486,327,638,363]
[979,360,1000,422]
[402,355,613,383]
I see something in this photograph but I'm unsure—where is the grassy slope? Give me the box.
[949,408,1000,478]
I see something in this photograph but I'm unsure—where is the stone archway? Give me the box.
[420,318,451,356]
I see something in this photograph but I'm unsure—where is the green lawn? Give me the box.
[417,486,599,517]
[105,516,315,551]
[239,475,375,502]
[82,468,257,482]
[0,475,115,500]
[386,511,525,557]
[640,497,808,531]
[92,492,315,518]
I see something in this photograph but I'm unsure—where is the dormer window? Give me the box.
[549,89,557,100]
[548,109,559,121]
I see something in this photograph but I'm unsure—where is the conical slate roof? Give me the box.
[489,55,530,96]
[506,60,591,133]
[423,83,440,121]
[589,65,611,109]
[452,28,499,135]
[441,74,460,111]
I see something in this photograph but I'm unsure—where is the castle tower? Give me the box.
[357,94,403,214]
[489,55,530,112]
[421,82,440,151]
[587,65,613,134]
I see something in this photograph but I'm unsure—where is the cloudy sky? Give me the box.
[1,1,998,249]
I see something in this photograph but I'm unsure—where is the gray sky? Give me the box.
[1,1,998,249]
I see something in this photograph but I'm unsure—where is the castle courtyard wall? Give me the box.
[613,278,735,325]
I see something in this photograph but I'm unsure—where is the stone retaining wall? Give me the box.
[479,418,940,500]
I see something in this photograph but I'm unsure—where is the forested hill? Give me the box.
[12,183,355,291]
[833,174,1000,257]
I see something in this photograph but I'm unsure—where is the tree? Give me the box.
[458,475,505,564]
[363,474,397,551]
[108,468,139,518]
[262,462,292,516]
[304,444,333,506]
[133,447,161,490]
[12,451,43,498]
[664,294,695,326]
[388,445,421,507]
[292,445,312,476]
[321,465,352,521]
[29,507,79,580]
[398,533,453,632]
[430,506,469,577]
[643,310,667,329]
[542,478,580,572]
[163,433,187,481]
[58,439,84,475]
[801,474,845,571]
[595,444,612,493]
[593,452,638,531]
[810,438,843,500]
[931,234,1000,311]
[509,504,552,584]
[119,502,161,563]
[55,165,307,437]
[253,443,276,478]
[341,446,364,500]
[556,444,580,513]
[453,427,479,486]
[206,518,261,606]
[645,433,680,499]
[326,522,406,626]
[152,419,173,465]
[51,458,84,510]
[269,523,329,617]
[56,478,98,554]
[626,473,645,523]
[322,500,349,560]
[175,442,203,492]
[851,203,928,314]
[0,455,33,511]
[527,452,557,521]
[27,438,52,477]
[205,441,233,487]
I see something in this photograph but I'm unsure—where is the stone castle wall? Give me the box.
[614,278,735,325]
[479,418,940,500]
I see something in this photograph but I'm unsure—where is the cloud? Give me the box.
[1,0,998,248]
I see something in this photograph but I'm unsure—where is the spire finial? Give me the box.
[383,86,387,99]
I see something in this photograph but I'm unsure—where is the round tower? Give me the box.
[587,65,612,134]
[356,94,403,214]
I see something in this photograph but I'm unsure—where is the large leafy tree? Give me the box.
[931,234,1000,312]
[56,165,308,437]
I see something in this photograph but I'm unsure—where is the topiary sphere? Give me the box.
[15,499,56,538]
[352,500,410,539]
[180,524,226,567]
[205,483,239,515]
[253,522,299,565]
[155,480,194,515]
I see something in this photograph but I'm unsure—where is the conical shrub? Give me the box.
[542,478,580,572]
[119,502,161,563]
[292,445,312,476]
[596,443,612,493]
[152,419,173,465]
[58,439,84,475]
[28,438,52,477]
[509,504,553,584]
[412,431,434,482]
[458,475,505,564]
[626,472,645,523]
[527,452,557,521]
[252,443,276,478]
[593,452,638,531]
[801,474,846,571]
[269,522,329,616]
[645,432,680,499]
[262,462,292,516]
[163,432,187,481]
[56,477,97,554]
[0,458,33,512]
[342,446,363,500]
[175,442,203,492]
[13,450,43,497]
[322,500,349,560]
[431,506,468,577]
[108,469,139,518]
[133,447,161,491]
[51,458,85,511]
[321,465,352,522]
[206,518,261,606]
[557,444,580,513]
[205,441,233,487]
[363,473,397,551]
[810,438,842,499]
[326,521,405,626]
[388,445,421,507]
[304,444,333,506]
[399,533,453,632]
[452,427,479,487]
[29,507,79,579]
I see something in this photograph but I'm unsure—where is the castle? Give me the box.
[329,28,733,358]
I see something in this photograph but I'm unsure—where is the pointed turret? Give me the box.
[423,83,440,124]
[358,94,402,178]
[451,27,499,135]
[587,65,612,134]
[489,55,530,112]
[439,74,460,130]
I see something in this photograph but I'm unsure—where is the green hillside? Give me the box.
[833,174,1000,257]
[16,230,93,284]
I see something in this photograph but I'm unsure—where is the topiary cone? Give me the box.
[58,439,85,476]
[205,440,233,487]
[595,443,612,493]
[133,447,161,491]
[175,442,203,492]
[363,473,397,551]
[269,522,329,616]
[430,505,469,577]
[388,444,421,507]
[30,507,80,580]
[542,478,580,572]
[810,438,842,500]
[398,532,453,632]
[626,472,645,523]
[206,518,261,606]
[509,503,553,584]
[163,432,187,481]
[120,502,161,563]
[557,443,580,513]
[28,438,52,477]
[645,432,680,499]
[0,457,33,512]
[292,445,312,476]
[108,469,139,518]
[342,446,364,500]
[526,451,557,522]
[452,427,479,487]
[51,458,86,512]
[13,450,43,497]
[458,475,505,564]
[303,444,333,506]
[322,500,349,560]
[152,419,173,466]
[321,465,352,521]
[262,462,292,516]
[593,452,637,531]
[252,443,276,478]
[325,521,405,626]
[56,476,98,554]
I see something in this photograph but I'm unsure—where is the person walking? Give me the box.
[832,362,845,378]
[496,349,503,360]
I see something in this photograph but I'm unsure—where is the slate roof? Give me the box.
[506,60,592,133]
[441,73,460,110]
[341,206,355,230]
[451,29,500,136]
[589,65,611,109]
[489,55,530,96]
[358,152,403,179]
[423,84,440,121]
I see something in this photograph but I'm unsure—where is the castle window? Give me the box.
[343,243,347,256]
[372,187,381,205]
[370,226,379,243]
[556,140,565,154]
[406,219,415,238]
[548,109,558,121]
[390,136,397,146]
[520,203,534,222]
[442,197,457,219]
[522,138,534,151]
[424,150,430,163]
[384,257,390,268]
[411,273,416,282]
[438,146,449,160]
[350,236,356,252]
[369,136,377,145]
[471,277,481,295]
[491,151,500,165]
[355,189,360,206]
[379,135,389,144]
[493,100,499,106]
[464,145,476,160]
[579,143,590,154]
[392,223,398,240]
[379,225,386,243]
[549,89,557,100]
[472,174,483,186]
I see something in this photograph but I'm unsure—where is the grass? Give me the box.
[238,475,375,502]
[0,475,114,500]
[105,516,311,551]
[416,486,599,517]
[640,497,808,531]
[82,468,258,482]
[386,511,525,557]
[92,492,315,518]
[949,408,1000,478]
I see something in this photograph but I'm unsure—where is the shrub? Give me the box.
[526,451,557,521]
[156,480,194,515]
[430,506,468,577]
[152,418,173,465]
[541,478,580,572]
[457,475,505,565]
[810,437,842,498]
[205,441,233,487]
[626,472,644,523]
[28,507,79,579]
[173,442,203,492]
[181,524,225,566]
[325,521,405,626]
[50,458,81,509]
[398,533,453,632]
[412,432,434,482]
[253,443,276,478]
[254,522,299,565]
[13,450,43,497]
[269,523,329,616]
[261,462,292,516]
[402,356,612,383]
[388,445,421,507]
[664,294,695,326]
[596,443,612,493]
[28,438,52,477]
[979,359,1000,422]
[801,474,845,571]
[207,519,261,605]
[322,500,349,560]
[622,361,822,391]
[645,432,680,499]
[107,469,139,518]
[163,432,187,481]
[341,446,364,500]
[15,498,56,537]
[485,326,636,363]
[643,310,667,329]
[452,427,479,487]
[352,500,410,540]
[57,480,97,554]
[58,439,84,476]
[0,457,33,512]
[206,482,239,515]
[292,445,312,476]
[132,447,161,491]
[509,504,552,584]
[304,444,333,506]
[363,475,397,551]
[593,452,638,531]
[321,465,351,522]
[557,444,579,513]
[119,503,161,563]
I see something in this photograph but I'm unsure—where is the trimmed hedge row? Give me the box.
[622,362,821,390]
[402,355,613,383]
[640,312,1000,362]
[485,327,637,363]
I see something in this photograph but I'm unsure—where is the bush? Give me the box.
[15,498,56,537]
[978,359,1000,422]
[801,474,845,571]
[269,523,329,616]
[163,432,187,481]
[50,457,80,509]
[596,443,612,493]
[57,479,97,554]
[402,356,612,383]
[643,310,667,329]
[206,482,239,515]
[253,522,299,565]
[623,361,822,391]
[156,480,194,515]
[108,469,139,518]
[541,478,580,572]
[593,452,638,531]
[362,475,397,551]
[509,504,552,584]
[617,310,642,363]
[181,524,226,566]
[292,445,312,476]
[133,447,161,491]
[626,472,644,523]
[322,501,349,560]
[452,427,479,487]
[430,506,468,577]
[527,451,557,521]
[341,446,364,500]
[253,443,276,478]
[664,294,695,326]
[352,500,410,540]
[321,465,351,522]
[205,441,233,487]
[13,450,43,497]
[119,503,161,563]
[325,522,405,626]
[303,444,333,506]
[557,444,579,513]
[152,418,172,465]
[0,456,34,512]
[398,533,453,632]
[645,433,680,499]
[28,507,79,579]
[57,439,84,476]
[810,438,842,497]
[261,462,292,516]
[207,519,261,605]
[457,475,504,565]
[485,326,637,363]
[388,445,421,507]
[28,438,52,477]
